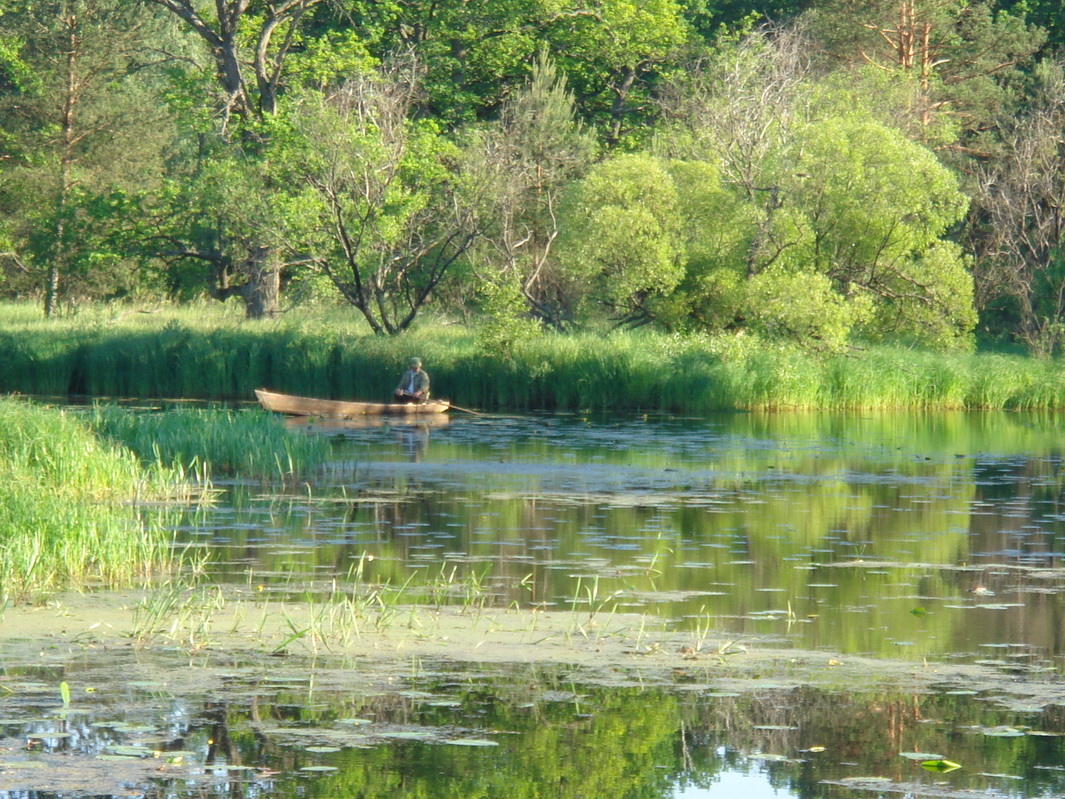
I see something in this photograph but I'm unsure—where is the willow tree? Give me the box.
[656,26,975,350]
[775,118,975,348]
[557,153,687,327]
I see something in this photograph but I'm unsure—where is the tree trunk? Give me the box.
[46,6,80,319]
[241,245,281,318]
[608,66,638,146]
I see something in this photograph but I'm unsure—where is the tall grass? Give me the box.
[0,398,188,601]
[88,405,331,480]
[2,300,1065,410]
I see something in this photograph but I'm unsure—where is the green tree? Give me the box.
[0,0,171,314]
[772,118,975,348]
[143,0,329,318]
[351,0,690,146]
[558,153,686,326]
[999,0,1065,55]
[283,61,479,334]
[657,159,756,333]
[805,0,1045,149]
[682,0,812,37]
[548,0,691,146]
[465,48,596,333]
[658,28,976,350]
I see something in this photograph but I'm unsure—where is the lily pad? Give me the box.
[103,745,155,758]
[982,727,1026,737]
[378,730,434,740]
[921,759,961,773]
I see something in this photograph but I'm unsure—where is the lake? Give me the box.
[2,409,1065,798]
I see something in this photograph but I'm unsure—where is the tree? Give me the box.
[660,24,813,193]
[681,0,812,38]
[547,0,690,146]
[998,0,1065,55]
[465,49,595,332]
[0,0,171,315]
[970,60,1065,356]
[349,0,690,146]
[557,153,686,326]
[143,0,326,318]
[805,0,1045,149]
[771,118,975,348]
[658,27,976,349]
[285,61,479,334]
[657,159,755,333]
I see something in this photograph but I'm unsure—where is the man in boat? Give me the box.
[393,356,430,403]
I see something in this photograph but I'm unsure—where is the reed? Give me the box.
[3,300,1065,410]
[88,405,331,480]
[0,398,187,601]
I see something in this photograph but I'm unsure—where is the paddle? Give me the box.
[446,402,485,417]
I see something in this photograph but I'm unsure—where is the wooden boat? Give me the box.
[255,389,449,418]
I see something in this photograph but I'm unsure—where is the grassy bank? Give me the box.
[1,301,1064,410]
[0,398,189,601]
[0,397,331,602]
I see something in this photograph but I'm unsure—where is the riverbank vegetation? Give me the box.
[2,1,1065,362]
[0,398,184,600]
[0,395,329,602]
[0,301,1063,411]
[88,404,331,480]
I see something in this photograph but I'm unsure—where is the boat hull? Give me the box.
[255,389,449,418]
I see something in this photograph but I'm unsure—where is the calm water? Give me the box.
[194,411,1065,661]
[5,409,1065,798]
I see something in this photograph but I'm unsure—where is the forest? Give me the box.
[2,0,1065,357]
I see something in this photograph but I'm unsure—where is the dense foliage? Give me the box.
[1,0,1063,355]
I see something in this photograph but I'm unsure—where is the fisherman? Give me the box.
[393,356,430,403]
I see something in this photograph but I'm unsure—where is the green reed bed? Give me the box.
[3,301,1065,410]
[0,398,188,601]
[88,406,331,480]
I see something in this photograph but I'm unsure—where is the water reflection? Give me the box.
[178,411,1065,663]
[1,653,1064,799]
[8,409,1065,798]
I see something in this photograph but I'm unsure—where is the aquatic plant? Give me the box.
[0,398,188,601]
[88,405,331,480]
